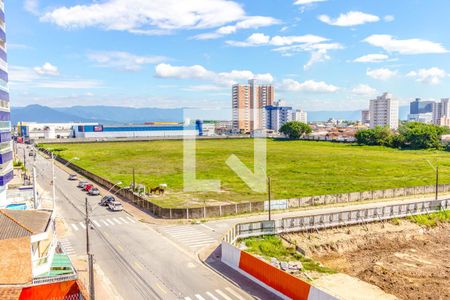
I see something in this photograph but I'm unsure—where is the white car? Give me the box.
[108,201,123,212]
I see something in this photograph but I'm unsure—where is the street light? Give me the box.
[425,159,439,201]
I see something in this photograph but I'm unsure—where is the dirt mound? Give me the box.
[285,222,450,300]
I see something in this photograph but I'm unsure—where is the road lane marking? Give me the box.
[133,261,144,271]
[200,223,216,232]
[101,220,109,226]
[195,295,205,300]
[71,224,79,231]
[119,217,128,224]
[93,220,101,227]
[225,288,245,300]
[215,289,233,300]
[113,218,122,224]
[117,244,124,252]
[155,283,167,294]
[184,297,193,300]
[79,222,86,229]
[126,217,136,223]
[106,219,115,225]
[206,292,219,300]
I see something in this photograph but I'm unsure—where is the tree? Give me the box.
[355,126,392,146]
[398,122,445,150]
[279,121,312,139]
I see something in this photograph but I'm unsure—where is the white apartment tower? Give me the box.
[292,109,308,124]
[232,79,274,133]
[369,93,399,129]
[432,98,450,125]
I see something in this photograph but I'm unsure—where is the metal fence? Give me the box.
[225,199,449,244]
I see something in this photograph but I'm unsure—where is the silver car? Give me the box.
[108,201,123,212]
[88,187,100,196]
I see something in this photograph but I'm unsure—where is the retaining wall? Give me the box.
[221,241,336,300]
[39,147,450,219]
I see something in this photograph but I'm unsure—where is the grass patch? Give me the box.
[40,139,450,208]
[390,218,401,226]
[243,235,335,274]
[408,210,450,227]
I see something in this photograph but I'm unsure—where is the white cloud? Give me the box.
[406,67,448,85]
[384,15,395,22]
[279,79,338,93]
[9,65,102,89]
[318,11,380,27]
[366,68,397,80]
[227,33,327,47]
[351,84,377,96]
[194,16,280,40]
[24,0,39,15]
[154,63,273,86]
[41,0,277,37]
[294,0,326,5]
[87,51,167,71]
[353,54,390,63]
[33,63,60,76]
[364,34,448,54]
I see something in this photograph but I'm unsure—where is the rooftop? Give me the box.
[0,209,52,240]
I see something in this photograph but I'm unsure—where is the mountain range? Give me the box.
[11,104,410,124]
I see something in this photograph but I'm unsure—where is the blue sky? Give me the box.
[6,0,450,111]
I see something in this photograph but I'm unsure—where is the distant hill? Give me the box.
[11,104,410,124]
[11,105,183,124]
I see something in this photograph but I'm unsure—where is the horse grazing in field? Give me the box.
[150,186,165,195]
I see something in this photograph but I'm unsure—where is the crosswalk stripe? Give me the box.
[71,224,78,231]
[119,217,128,224]
[215,289,233,300]
[127,217,136,223]
[206,292,219,300]
[79,222,86,229]
[176,235,214,242]
[93,220,101,227]
[113,218,122,224]
[188,241,215,248]
[225,287,245,300]
[102,220,109,226]
[106,219,115,225]
[195,295,205,300]
[184,297,192,300]
[169,232,207,237]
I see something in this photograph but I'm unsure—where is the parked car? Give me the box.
[83,184,94,192]
[28,151,35,157]
[88,187,100,196]
[78,181,88,188]
[108,201,123,212]
[99,195,115,206]
[68,174,78,181]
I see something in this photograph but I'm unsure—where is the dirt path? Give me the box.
[284,221,450,300]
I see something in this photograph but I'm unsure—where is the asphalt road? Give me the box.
[20,144,276,300]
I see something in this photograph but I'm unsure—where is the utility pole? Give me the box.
[435,163,439,201]
[52,153,56,210]
[85,198,95,300]
[267,176,272,221]
[32,167,38,208]
[132,168,135,192]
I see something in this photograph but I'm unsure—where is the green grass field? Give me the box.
[42,139,450,208]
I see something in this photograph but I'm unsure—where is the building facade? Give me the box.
[232,79,274,133]
[292,109,308,124]
[432,98,450,125]
[369,93,399,129]
[361,109,370,125]
[264,101,293,131]
[408,98,434,124]
[0,1,13,203]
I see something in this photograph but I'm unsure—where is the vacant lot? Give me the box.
[42,139,450,207]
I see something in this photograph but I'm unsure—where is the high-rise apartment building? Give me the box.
[0,0,13,203]
[264,100,293,132]
[369,92,399,129]
[292,109,308,124]
[232,79,274,133]
[432,98,450,125]
[361,109,370,125]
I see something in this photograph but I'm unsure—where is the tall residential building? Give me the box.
[361,109,370,125]
[0,1,13,203]
[264,100,293,131]
[369,92,399,129]
[432,98,450,125]
[292,109,308,124]
[408,98,435,124]
[232,79,274,133]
